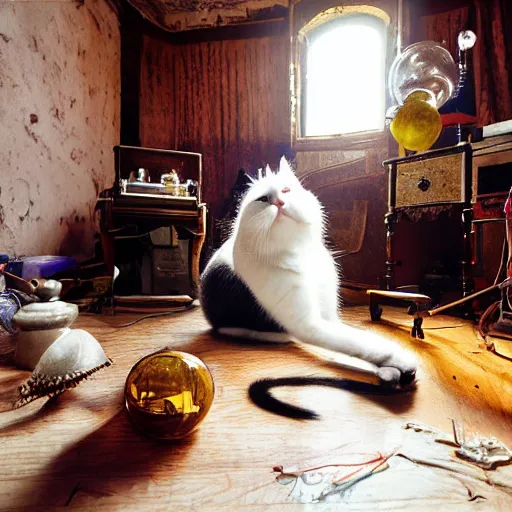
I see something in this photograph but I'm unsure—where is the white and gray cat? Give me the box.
[201,157,417,391]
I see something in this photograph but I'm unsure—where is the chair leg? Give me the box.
[369,297,383,321]
[412,316,424,339]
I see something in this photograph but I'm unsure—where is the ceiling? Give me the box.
[127,0,289,32]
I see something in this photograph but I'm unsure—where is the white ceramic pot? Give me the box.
[15,328,70,370]
[13,301,79,370]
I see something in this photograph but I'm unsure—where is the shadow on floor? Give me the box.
[16,408,196,507]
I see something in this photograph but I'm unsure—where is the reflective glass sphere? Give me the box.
[125,350,215,440]
[389,41,458,109]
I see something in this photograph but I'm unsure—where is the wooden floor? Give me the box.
[0,305,512,510]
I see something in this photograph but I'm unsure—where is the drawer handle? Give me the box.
[417,177,431,192]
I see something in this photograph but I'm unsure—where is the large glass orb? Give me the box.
[389,41,458,109]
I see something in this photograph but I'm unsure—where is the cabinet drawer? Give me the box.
[395,152,466,208]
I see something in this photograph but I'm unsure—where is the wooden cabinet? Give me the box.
[383,136,512,300]
[394,152,468,207]
[97,146,207,302]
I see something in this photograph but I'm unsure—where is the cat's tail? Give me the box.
[217,327,292,343]
[248,377,409,420]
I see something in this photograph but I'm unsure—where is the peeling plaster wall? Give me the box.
[0,0,120,261]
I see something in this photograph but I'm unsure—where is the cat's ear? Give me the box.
[279,156,291,174]
[279,156,298,181]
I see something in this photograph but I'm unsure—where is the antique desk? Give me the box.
[97,146,206,300]
[382,135,512,299]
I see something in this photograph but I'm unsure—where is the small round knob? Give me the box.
[417,177,431,192]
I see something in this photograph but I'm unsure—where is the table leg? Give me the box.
[384,211,397,291]
[189,206,206,299]
[100,233,116,277]
[98,198,115,277]
[462,207,475,298]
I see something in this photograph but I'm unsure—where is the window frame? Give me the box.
[290,2,404,151]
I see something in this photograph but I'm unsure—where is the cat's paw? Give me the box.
[377,366,416,388]
[378,351,417,388]
[376,367,402,388]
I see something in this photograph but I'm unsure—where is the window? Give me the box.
[292,6,391,143]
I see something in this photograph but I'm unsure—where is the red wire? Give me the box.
[277,452,385,477]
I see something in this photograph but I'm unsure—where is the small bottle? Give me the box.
[138,168,150,182]
[186,179,198,197]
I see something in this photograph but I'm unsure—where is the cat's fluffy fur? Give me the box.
[201,157,416,387]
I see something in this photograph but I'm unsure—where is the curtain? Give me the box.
[421,6,469,57]
[472,0,512,126]
[421,0,512,127]
[139,32,291,220]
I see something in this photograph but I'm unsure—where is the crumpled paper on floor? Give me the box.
[276,422,512,508]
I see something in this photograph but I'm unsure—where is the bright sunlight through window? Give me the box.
[304,15,387,137]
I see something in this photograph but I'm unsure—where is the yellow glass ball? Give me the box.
[390,98,442,152]
[125,350,215,440]
[404,90,433,104]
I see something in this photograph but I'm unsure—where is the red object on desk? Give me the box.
[441,113,478,127]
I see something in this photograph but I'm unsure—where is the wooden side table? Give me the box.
[382,143,474,297]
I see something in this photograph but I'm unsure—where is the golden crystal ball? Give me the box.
[125,350,215,440]
[404,90,434,104]
[390,98,442,152]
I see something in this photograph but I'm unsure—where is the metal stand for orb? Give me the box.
[367,290,432,339]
